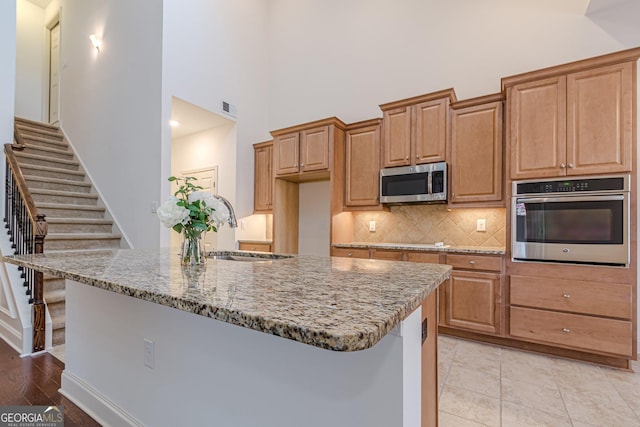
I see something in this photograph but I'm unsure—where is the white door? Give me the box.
[49,23,60,124]
[180,167,219,251]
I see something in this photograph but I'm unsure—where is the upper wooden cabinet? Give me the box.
[449,94,504,205]
[253,141,273,213]
[504,57,636,180]
[271,117,346,178]
[344,119,382,208]
[380,89,456,168]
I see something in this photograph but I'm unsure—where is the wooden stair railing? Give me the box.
[4,142,48,352]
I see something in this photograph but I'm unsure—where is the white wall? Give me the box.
[161,0,271,244]
[15,0,45,122]
[1,0,17,209]
[53,0,163,248]
[298,181,330,256]
[267,0,640,128]
[171,125,237,250]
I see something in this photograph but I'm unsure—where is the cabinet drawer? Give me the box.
[510,275,632,319]
[331,247,370,259]
[238,242,272,252]
[510,306,633,357]
[371,249,404,261]
[445,254,502,272]
[406,252,440,264]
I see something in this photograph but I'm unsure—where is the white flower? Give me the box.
[209,197,230,226]
[188,191,216,209]
[157,196,190,228]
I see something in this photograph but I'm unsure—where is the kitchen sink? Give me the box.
[207,251,292,262]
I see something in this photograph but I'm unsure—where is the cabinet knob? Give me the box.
[568,163,574,169]
[416,155,419,159]
[348,253,353,257]
[469,260,476,265]
[300,163,304,167]
[405,156,409,160]
[560,163,566,169]
[562,328,571,333]
[562,293,571,299]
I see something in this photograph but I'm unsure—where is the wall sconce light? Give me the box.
[89,34,102,51]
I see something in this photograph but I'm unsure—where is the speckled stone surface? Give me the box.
[333,242,506,255]
[3,249,450,352]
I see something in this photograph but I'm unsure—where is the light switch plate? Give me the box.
[476,219,486,232]
[369,221,376,232]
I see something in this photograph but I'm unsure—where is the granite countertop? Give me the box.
[333,242,506,255]
[4,249,451,352]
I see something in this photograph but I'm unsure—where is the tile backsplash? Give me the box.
[352,205,506,247]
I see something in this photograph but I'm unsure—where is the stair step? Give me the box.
[44,288,65,304]
[19,134,68,150]
[16,124,63,140]
[19,164,86,182]
[45,233,122,250]
[14,152,80,171]
[52,315,65,330]
[22,143,74,160]
[52,327,65,346]
[36,203,106,219]
[23,175,91,193]
[31,189,98,206]
[46,218,113,233]
[44,276,65,291]
[15,116,60,132]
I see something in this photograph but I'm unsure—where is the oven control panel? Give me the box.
[515,176,628,195]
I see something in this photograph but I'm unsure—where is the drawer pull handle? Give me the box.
[562,328,571,333]
[348,253,352,257]
[469,261,476,265]
[562,294,571,299]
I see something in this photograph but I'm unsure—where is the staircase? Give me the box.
[12,117,124,346]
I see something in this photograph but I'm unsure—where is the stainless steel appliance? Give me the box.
[380,162,447,204]
[512,175,630,266]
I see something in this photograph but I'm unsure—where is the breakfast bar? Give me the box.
[4,249,451,427]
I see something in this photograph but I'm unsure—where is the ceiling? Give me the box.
[170,97,234,140]
[25,0,52,9]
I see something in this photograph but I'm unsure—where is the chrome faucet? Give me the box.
[213,195,238,228]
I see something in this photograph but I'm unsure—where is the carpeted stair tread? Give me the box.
[35,203,105,211]
[30,188,99,200]
[15,117,60,131]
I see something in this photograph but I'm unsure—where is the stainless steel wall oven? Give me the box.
[512,175,630,266]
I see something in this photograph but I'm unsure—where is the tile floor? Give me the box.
[438,336,640,426]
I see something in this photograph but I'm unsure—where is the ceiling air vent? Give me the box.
[221,100,238,118]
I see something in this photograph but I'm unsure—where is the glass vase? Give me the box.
[181,229,206,266]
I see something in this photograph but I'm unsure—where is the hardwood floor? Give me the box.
[0,339,100,427]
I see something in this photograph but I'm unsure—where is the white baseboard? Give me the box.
[60,371,144,427]
[0,315,23,354]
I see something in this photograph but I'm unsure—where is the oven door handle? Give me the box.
[517,195,625,204]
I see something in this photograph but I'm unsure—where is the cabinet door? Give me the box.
[566,62,633,175]
[300,126,330,172]
[382,107,412,167]
[442,271,501,335]
[450,101,503,204]
[345,124,381,207]
[509,76,566,179]
[414,98,447,164]
[254,143,273,212]
[275,133,300,175]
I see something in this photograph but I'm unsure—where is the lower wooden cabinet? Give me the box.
[440,271,502,335]
[509,274,634,357]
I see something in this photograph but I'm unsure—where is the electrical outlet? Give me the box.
[369,221,376,232]
[240,220,246,230]
[476,218,486,232]
[150,201,159,213]
[144,338,155,369]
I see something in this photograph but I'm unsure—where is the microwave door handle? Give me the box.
[518,195,625,203]
[427,173,432,194]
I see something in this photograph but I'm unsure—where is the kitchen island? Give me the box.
[5,249,451,427]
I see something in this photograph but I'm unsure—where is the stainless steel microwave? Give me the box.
[380,162,447,204]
